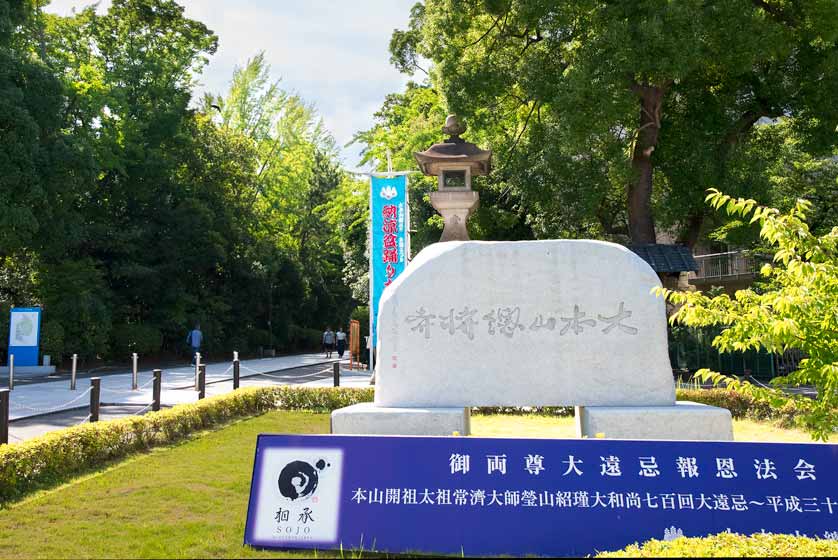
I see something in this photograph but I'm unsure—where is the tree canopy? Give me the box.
[0,0,361,362]
[378,0,838,249]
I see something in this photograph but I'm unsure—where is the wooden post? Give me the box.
[0,389,9,445]
[198,365,206,400]
[152,369,162,412]
[70,354,77,390]
[90,377,100,422]
[233,359,240,390]
[333,362,340,387]
[131,352,138,390]
[8,354,13,390]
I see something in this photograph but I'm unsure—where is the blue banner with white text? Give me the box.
[370,175,407,348]
[244,434,838,557]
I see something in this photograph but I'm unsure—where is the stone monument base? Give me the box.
[575,401,733,441]
[331,403,471,436]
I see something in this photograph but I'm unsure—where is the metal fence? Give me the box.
[668,325,803,380]
[692,251,756,280]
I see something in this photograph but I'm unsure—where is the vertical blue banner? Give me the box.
[370,175,408,348]
[8,307,41,367]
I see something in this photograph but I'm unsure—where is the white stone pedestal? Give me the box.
[331,403,471,436]
[429,191,479,242]
[575,401,733,441]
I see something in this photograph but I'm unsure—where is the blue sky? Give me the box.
[46,0,417,171]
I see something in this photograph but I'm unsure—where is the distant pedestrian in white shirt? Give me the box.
[335,327,347,358]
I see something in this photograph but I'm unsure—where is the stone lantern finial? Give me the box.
[442,114,466,142]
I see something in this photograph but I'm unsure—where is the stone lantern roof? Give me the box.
[414,115,492,177]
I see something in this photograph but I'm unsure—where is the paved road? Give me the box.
[5,353,372,443]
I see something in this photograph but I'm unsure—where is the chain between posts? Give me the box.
[10,387,93,413]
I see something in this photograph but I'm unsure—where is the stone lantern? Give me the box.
[414,115,492,242]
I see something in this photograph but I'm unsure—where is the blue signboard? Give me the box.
[370,175,408,349]
[244,434,838,557]
[7,307,41,367]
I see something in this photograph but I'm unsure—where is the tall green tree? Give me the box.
[391,0,838,246]
[661,190,838,440]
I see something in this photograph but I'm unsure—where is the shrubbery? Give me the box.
[676,388,802,426]
[286,325,323,352]
[472,388,808,427]
[0,386,372,505]
[596,532,838,557]
[110,323,163,357]
[40,320,65,362]
[0,384,819,506]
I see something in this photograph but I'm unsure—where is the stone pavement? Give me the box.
[6,353,371,443]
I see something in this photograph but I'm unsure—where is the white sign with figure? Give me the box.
[9,310,39,347]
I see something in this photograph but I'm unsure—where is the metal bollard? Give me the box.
[90,377,100,422]
[132,352,138,390]
[71,354,78,390]
[0,388,9,445]
[152,369,162,412]
[8,354,13,391]
[233,359,240,390]
[333,362,340,387]
[194,352,201,390]
[198,365,206,400]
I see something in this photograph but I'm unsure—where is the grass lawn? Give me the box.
[0,411,832,559]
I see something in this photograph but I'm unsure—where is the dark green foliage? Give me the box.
[39,320,64,362]
[0,2,362,362]
[376,0,838,249]
[110,324,163,357]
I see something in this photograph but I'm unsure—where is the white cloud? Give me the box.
[45,0,418,169]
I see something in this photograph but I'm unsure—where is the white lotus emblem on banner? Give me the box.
[379,185,398,200]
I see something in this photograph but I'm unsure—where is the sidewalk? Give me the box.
[6,353,371,424]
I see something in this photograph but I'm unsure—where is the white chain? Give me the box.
[750,376,775,390]
[10,387,93,413]
[75,414,92,425]
[132,402,154,416]
[244,369,328,381]
[100,377,155,395]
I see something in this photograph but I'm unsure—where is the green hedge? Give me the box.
[676,388,803,426]
[472,389,807,427]
[0,386,373,505]
[0,385,812,506]
[596,532,838,557]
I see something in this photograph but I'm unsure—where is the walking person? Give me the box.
[322,327,335,359]
[186,323,203,365]
[335,327,347,359]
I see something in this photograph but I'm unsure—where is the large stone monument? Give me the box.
[332,239,733,440]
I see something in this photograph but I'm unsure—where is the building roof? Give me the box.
[628,244,698,273]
